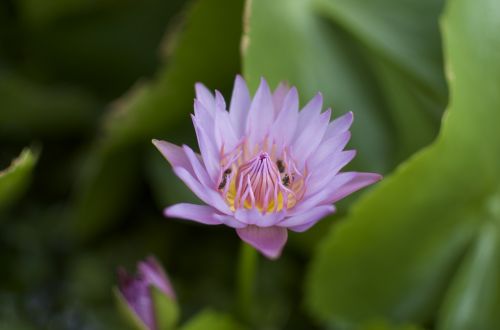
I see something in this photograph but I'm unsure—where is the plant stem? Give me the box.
[237,242,258,323]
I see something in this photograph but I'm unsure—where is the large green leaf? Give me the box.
[0,72,98,139]
[306,0,500,327]
[68,0,244,241]
[0,148,38,215]
[243,0,447,173]
[180,310,244,330]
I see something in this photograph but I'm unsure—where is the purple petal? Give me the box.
[290,172,358,215]
[272,82,290,115]
[164,203,223,225]
[172,167,231,214]
[191,113,219,182]
[324,111,354,140]
[296,93,323,133]
[138,257,176,299]
[306,150,357,194]
[214,107,239,152]
[236,226,288,259]
[234,208,286,227]
[308,131,351,169]
[212,214,248,228]
[329,172,382,203]
[292,108,331,167]
[278,205,335,232]
[214,90,227,112]
[195,83,215,115]
[152,139,192,172]
[246,78,275,145]
[118,268,155,329]
[229,75,251,137]
[182,145,212,187]
[270,87,299,151]
[152,139,192,173]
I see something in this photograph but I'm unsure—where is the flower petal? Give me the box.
[292,108,331,167]
[164,203,223,225]
[214,106,239,152]
[272,82,290,115]
[270,87,299,151]
[173,167,231,214]
[195,82,215,115]
[152,139,192,173]
[229,75,251,137]
[182,145,212,187]
[329,172,382,203]
[324,111,354,140]
[306,150,357,195]
[234,208,286,227]
[308,131,351,169]
[138,257,176,299]
[290,172,359,215]
[236,225,288,259]
[191,113,219,182]
[278,205,335,232]
[246,78,275,145]
[296,92,323,133]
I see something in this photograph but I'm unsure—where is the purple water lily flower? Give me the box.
[153,76,381,259]
[117,257,175,330]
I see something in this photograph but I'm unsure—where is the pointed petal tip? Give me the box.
[236,226,288,260]
[235,74,245,83]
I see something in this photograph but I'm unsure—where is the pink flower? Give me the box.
[153,76,381,259]
[117,257,175,330]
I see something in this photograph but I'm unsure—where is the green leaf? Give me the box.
[0,148,38,214]
[437,220,500,330]
[0,72,98,139]
[306,0,500,327]
[356,319,425,330]
[68,0,244,241]
[180,310,244,330]
[243,0,447,173]
[151,286,179,330]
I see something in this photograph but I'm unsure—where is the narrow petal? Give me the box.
[296,92,323,133]
[308,131,351,169]
[212,214,248,228]
[306,150,357,195]
[182,145,212,187]
[195,82,215,115]
[214,108,239,152]
[324,111,354,140]
[272,82,290,115]
[278,205,335,232]
[236,226,288,259]
[246,78,275,145]
[229,75,251,137]
[292,108,331,166]
[173,166,231,214]
[138,257,176,299]
[329,172,382,203]
[290,172,358,215]
[152,139,192,171]
[270,87,299,150]
[234,208,286,227]
[214,90,227,112]
[192,114,219,182]
[164,203,222,225]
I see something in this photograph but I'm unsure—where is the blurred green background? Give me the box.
[1,0,499,329]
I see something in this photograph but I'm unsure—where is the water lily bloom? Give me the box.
[117,257,176,330]
[153,76,381,259]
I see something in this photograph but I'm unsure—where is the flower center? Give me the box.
[217,143,305,212]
